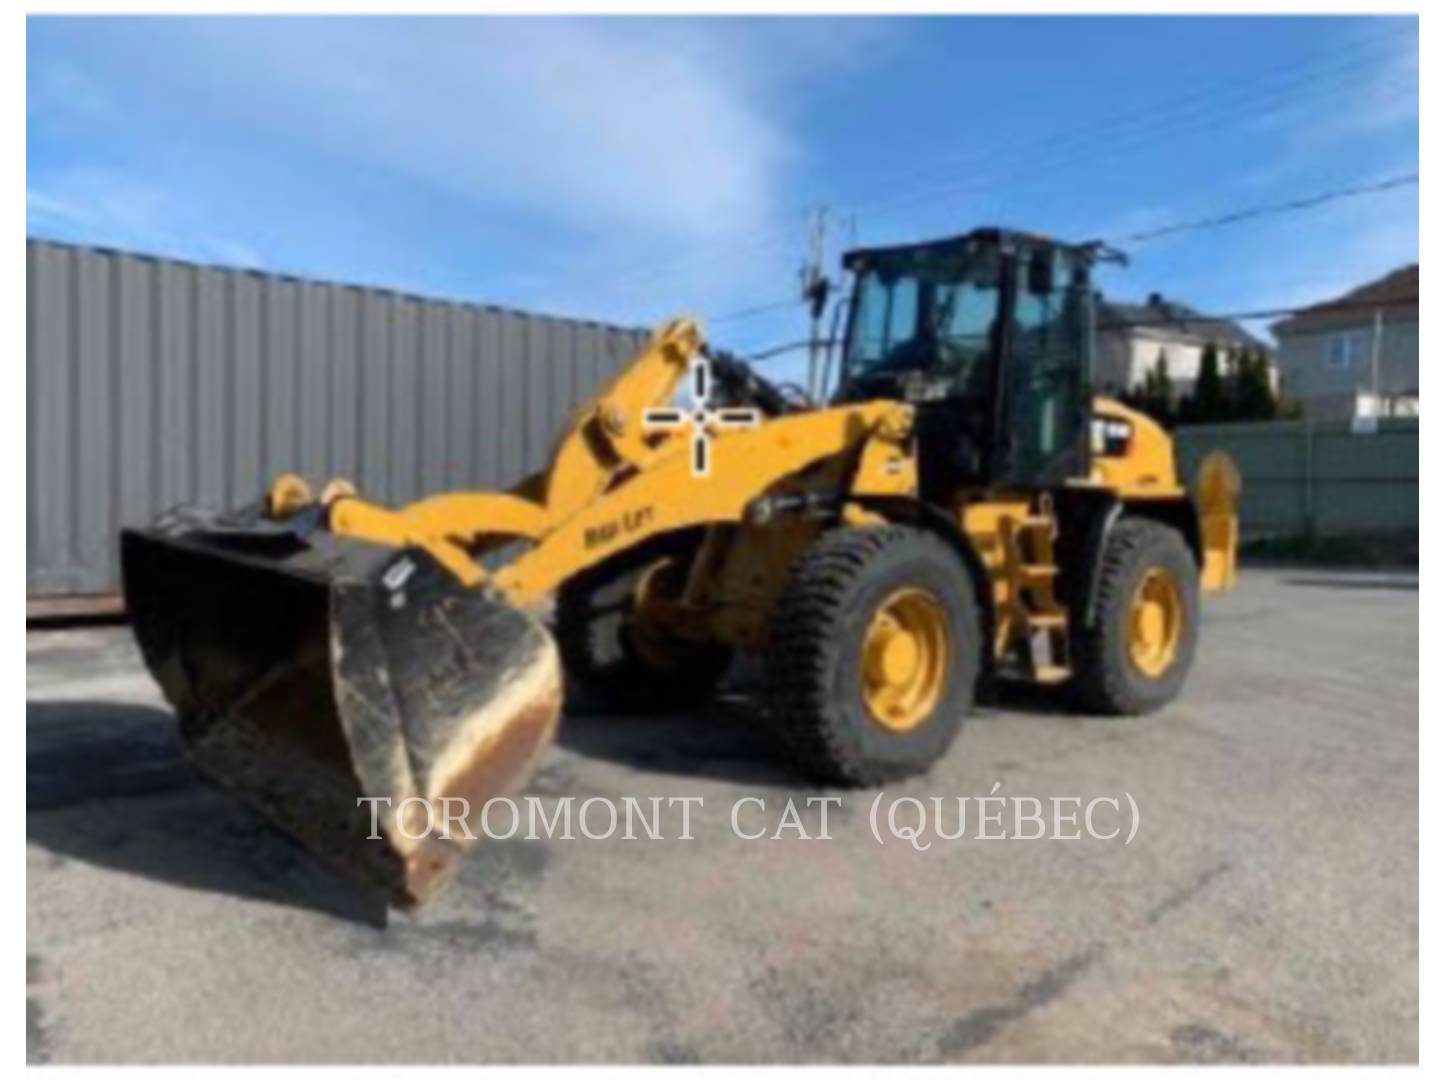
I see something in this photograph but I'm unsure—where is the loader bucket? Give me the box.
[120,513,561,907]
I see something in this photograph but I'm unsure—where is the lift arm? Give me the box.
[265,317,915,605]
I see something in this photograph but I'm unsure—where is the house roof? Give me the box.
[1271,264,1419,337]
[1098,295,1264,351]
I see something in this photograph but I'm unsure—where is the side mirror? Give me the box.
[1028,250,1055,296]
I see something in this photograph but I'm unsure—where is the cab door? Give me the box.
[994,248,1093,486]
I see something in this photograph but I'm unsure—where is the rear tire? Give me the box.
[1071,518,1199,715]
[764,525,980,786]
[554,537,732,712]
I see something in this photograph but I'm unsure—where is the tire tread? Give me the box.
[766,525,976,785]
[1071,517,1197,715]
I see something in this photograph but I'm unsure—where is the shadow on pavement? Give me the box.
[28,674,1077,916]
[556,672,1080,781]
[1283,576,1418,592]
[557,690,805,786]
[26,700,387,926]
[981,678,1082,718]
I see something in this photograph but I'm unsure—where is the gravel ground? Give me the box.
[26,565,1418,1063]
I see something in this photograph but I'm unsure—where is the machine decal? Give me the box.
[584,505,655,550]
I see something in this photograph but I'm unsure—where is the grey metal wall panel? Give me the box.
[27,239,649,598]
[1175,417,1418,539]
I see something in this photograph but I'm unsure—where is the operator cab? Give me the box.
[835,228,1099,493]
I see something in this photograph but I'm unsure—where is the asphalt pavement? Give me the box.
[25,565,1418,1063]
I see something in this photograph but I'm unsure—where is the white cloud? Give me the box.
[29,17,893,337]
[84,19,801,246]
[25,189,86,225]
[27,170,265,268]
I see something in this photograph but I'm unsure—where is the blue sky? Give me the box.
[28,15,1418,381]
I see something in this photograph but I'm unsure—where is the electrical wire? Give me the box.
[709,298,801,324]
[708,170,1418,330]
[845,53,1413,229]
[603,63,1417,308]
[1112,173,1418,245]
[738,294,1418,366]
[1097,293,1418,333]
[835,21,1415,223]
[535,24,1416,300]
[745,338,824,363]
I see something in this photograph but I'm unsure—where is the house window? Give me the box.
[1325,329,1367,369]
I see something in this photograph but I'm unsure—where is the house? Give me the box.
[1095,293,1266,398]
[1270,265,1419,422]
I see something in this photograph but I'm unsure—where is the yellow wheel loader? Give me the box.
[121,228,1239,906]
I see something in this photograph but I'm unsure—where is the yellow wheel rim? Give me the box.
[1127,567,1183,678]
[860,587,949,732]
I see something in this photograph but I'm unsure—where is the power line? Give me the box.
[1111,173,1419,245]
[642,30,1416,334]
[709,298,799,324]
[545,25,1415,300]
[846,69,1417,242]
[835,21,1415,225]
[739,295,1419,366]
[617,64,1418,308]
[709,170,1418,331]
[843,48,1413,227]
[744,338,821,363]
[606,26,1413,293]
[1098,294,1419,333]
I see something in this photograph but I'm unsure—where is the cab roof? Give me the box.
[841,227,1096,271]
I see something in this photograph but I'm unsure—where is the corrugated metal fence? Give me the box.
[28,239,649,598]
[1173,417,1418,538]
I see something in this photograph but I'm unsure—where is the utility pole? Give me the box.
[800,206,833,401]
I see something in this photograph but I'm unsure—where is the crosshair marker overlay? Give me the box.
[642,358,762,477]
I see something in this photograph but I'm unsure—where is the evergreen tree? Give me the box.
[1126,350,1177,427]
[1222,348,1244,420]
[1234,348,1277,420]
[1191,342,1226,422]
[1148,349,1176,427]
[1226,349,1249,420]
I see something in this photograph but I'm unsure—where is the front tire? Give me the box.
[1071,518,1199,715]
[765,526,980,786]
